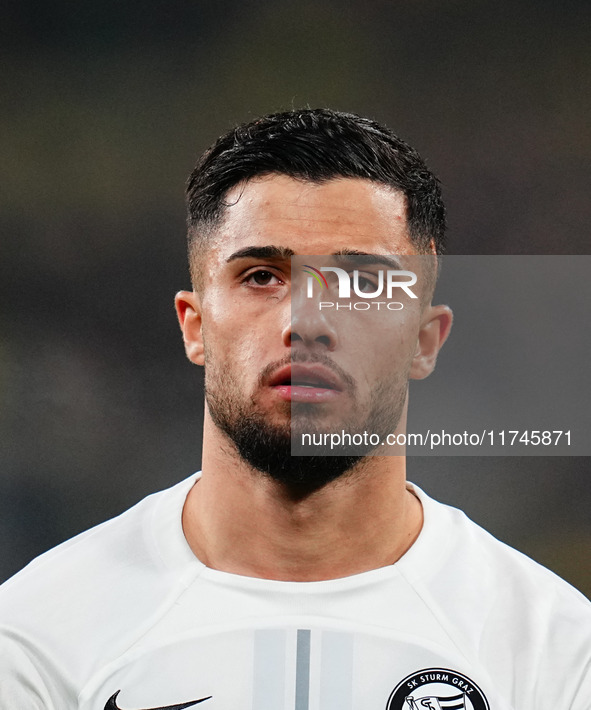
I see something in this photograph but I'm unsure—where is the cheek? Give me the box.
[339,313,419,392]
[202,290,243,353]
[203,287,287,361]
[345,311,419,357]
[202,311,266,381]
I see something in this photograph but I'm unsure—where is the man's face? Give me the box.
[179,175,447,491]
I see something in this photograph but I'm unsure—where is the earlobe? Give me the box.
[174,291,205,366]
[409,305,453,380]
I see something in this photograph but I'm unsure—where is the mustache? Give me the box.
[258,352,357,393]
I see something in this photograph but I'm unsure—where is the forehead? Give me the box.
[209,174,415,256]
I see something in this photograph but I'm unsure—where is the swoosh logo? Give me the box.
[104,690,212,710]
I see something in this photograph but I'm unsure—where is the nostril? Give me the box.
[315,335,332,347]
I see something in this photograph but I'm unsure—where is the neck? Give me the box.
[182,415,423,582]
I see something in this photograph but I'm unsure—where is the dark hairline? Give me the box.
[186,109,446,265]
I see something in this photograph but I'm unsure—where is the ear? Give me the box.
[409,304,453,380]
[175,291,205,366]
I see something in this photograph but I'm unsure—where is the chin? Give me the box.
[227,415,371,496]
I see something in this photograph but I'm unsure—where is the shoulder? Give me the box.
[403,484,591,706]
[407,482,588,589]
[407,483,591,616]
[0,474,200,688]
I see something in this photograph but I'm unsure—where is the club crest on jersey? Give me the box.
[386,668,490,710]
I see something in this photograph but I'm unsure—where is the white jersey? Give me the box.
[0,474,590,710]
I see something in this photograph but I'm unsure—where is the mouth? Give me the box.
[268,364,344,403]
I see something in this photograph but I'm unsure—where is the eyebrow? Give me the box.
[332,249,404,270]
[225,246,404,270]
[226,245,296,263]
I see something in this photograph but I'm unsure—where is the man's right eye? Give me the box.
[244,269,282,286]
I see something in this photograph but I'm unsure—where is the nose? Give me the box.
[283,289,338,351]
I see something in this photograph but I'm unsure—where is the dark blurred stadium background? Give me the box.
[1,0,590,594]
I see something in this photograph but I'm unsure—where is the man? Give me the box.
[0,109,589,710]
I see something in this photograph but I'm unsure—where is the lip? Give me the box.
[268,363,345,403]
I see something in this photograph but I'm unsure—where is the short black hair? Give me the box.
[186,108,446,274]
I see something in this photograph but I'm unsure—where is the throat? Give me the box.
[182,454,421,582]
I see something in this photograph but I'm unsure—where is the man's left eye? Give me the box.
[351,274,377,293]
[245,270,281,286]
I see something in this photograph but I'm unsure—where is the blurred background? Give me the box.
[1,0,590,594]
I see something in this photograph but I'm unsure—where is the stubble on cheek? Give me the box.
[202,337,290,442]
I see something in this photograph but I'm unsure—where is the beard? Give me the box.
[204,349,408,496]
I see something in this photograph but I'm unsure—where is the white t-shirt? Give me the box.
[0,473,589,710]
